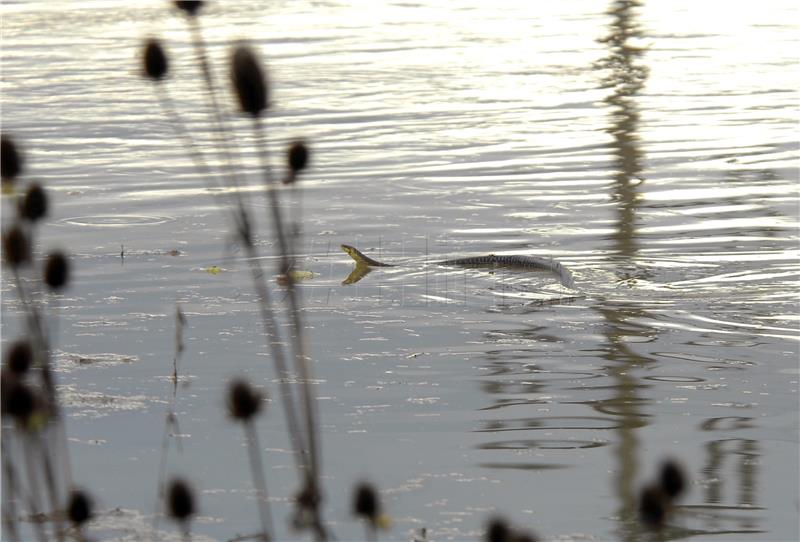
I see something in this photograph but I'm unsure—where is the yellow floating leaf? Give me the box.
[277,270,314,286]
[376,513,392,530]
[290,270,314,281]
[206,265,222,275]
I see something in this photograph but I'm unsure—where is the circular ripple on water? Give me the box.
[478,439,608,450]
[644,375,706,383]
[58,215,174,227]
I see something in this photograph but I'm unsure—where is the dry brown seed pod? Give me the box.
[227,378,263,421]
[639,484,668,529]
[174,1,204,16]
[167,478,195,521]
[660,459,686,500]
[1,135,23,183]
[21,183,47,222]
[67,490,93,526]
[2,380,36,423]
[6,340,32,375]
[143,38,168,81]
[352,482,379,523]
[287,140,309,176]
[44,251,70,290]
[231,45,268,117]
[3,226,31,268]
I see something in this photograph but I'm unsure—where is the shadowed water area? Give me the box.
[1,1,798,541]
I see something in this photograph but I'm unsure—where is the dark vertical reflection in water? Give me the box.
[595,1,650,540]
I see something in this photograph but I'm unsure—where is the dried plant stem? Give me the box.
[2,439,22,542]
[242,244,308,468]
[34,432,65,542]
[254,118,321,476]
[180,16,311,476]
[21,436,48,542]
[244,422,273,540]
[12,270,71,540]
[253,117,326,540]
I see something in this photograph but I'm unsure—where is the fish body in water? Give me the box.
[340,244,577,289]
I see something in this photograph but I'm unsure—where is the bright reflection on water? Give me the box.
[1,1,798,541]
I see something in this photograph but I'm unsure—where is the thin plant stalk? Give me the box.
[179,20,311,474]
[34,431,65,542]
[153,307,187,537]
[244,422,273,541]
[2,439,22,542]
[254,117,321,478]
[21,435,48,542]
[11,270,70,541]
[253,117,326,541]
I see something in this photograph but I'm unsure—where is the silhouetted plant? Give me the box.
[2,380,37,426]
[174,1,204,16]
[227,379,272,540]
[20,183,47,222]
[3,225,31,268]
[353,481,388,541]
[659,459,685,500]
[43,252,69,291]
[1,134,23,184]
[285,140,309,186]
[639,457,688,529]
[66,489,92,537]
[6,340,33,375]
[167,478,195,539]
[227,379,263,421]
[638,484,667,528]
[485,517,511,542]
[231,45,268,117]
[143,38,168,81]
[1,135,76,542]
[484,516,538,542]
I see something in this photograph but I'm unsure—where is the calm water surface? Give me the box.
[2,1,798,541]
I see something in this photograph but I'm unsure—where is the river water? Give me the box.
[1,1,798,541]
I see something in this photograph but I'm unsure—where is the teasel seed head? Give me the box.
[6,340,32,375]
[227,378,263,421]
[2,380,36,424]
[167,478,195,522]
[1,135,23,185]
[660,459,686,500]
[485,517,511,542]
[44,251,70,291]
[3,225,31,268]
[20,182,48,222]
[285,140,309,183]
[231,45,268,117]
[143,38,169,81]
[174,1,204,16]
[352,482,379,524]
[67,490,93,526]
[638,484,667,529]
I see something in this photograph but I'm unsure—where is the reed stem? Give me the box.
[253,118,328,542]
[244,422,273,540]
[180,16,310,473]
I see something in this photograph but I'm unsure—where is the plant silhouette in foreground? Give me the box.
[1,134,90,542]
[142,2,328,539]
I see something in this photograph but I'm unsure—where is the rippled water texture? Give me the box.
[2,1,798,541]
